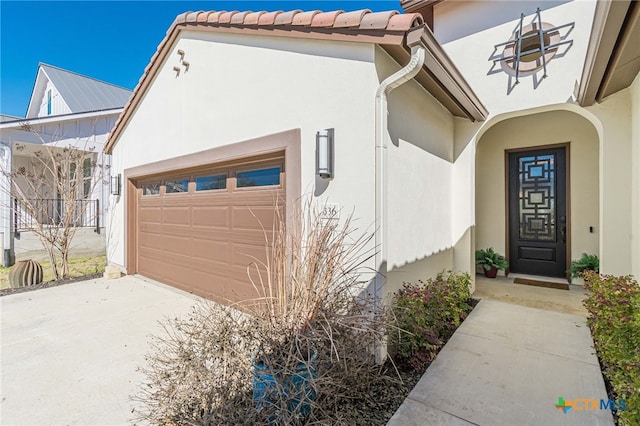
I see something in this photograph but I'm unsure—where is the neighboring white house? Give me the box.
[104,2,639,305]
[0,63,132,265]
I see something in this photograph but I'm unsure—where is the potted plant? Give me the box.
[475,248,509,278]
[567,253,599,283]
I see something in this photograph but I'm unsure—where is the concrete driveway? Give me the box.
[1,275,199,425]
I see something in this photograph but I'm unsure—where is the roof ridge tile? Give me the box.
[258,11,283,25]
[311,10,344,27]
[334,9,371,28]
[292,10,321,26]
[387,13,424,31]
[219,11,238,24]
[207,11,224,23]
[245,11,266,25]
[230,11,251,24]
[274,10,302,25]
[359,10,398,30]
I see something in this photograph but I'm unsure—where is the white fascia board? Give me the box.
[0,108,123,130]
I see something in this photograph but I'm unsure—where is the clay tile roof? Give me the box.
[185,11,200,23]
[292,10,321,26]
[230,11,251,24]
[387,13,424,31]
[259,11,283,25]
[174,12,188,25]
[207,11,224,23]
[334,9,371,28]
[359,11,399,30]
[171,8,423,32]
[311,11,344,27]
[218,11,238,24]
[245,11,266,25]
[274,10,301,25]
[196,12,210,23]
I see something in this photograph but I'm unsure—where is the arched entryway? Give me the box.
[475,108,600,279]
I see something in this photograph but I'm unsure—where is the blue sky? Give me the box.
[0,1,401,117]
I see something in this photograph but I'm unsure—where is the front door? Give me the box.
[508,147,567,277]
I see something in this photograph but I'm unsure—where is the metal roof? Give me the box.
[40,64,132,113]
[0,114,22,123]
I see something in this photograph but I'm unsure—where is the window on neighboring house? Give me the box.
[69,162,78,198]
[82,157,92,198]
[47,90,52,115]
[68,157,93,199]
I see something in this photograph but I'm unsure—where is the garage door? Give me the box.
[135,155,285,303]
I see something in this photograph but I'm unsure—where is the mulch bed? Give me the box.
[354,297,479,425]
[335,367,423,425]
[0,273,102,297]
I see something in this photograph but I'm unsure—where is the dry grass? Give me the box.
[0,255,106,289]
[133,203,402,424]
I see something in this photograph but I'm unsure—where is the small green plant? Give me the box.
[568,253,599,278]
[390,271,472,371]
[475,248,509,271]
[583,272,639,426]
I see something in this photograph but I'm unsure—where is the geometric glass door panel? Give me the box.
[508,147,567,277]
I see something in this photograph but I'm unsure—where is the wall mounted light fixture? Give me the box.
[316,128,334,179]
[110,174,121,196]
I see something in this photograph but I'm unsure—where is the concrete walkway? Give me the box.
[0,275,199,425]
[388,299,613,426]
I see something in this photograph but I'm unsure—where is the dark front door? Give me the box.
[508,147,567,277]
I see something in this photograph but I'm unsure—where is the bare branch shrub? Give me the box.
[134,201,403,424]
[0,122,107,278]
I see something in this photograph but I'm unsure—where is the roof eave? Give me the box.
[577,1,634,106]
[104,11,485,154]
[397,26,488,121]
[0,108,123,129]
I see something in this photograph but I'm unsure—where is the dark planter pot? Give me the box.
[253,350,318,423]
[483,267,498,278]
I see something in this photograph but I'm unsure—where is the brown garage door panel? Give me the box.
[139,247,236,280]
[232,243,269,266]
[192,206,230,227]
[162,207,191,225]
[135,158,285,304]
[232,206,282,231]
[139,238,232,266]
[139,206,162,224]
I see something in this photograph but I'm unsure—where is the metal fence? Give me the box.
[13,198,100,235]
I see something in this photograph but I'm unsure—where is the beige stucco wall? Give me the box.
[630,73,640,278]
[108,31,380,271]
[375,48,462,297]
[586,91,633,276]
[476,110,600,272]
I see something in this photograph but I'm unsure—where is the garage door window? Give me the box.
[196,174,227,191]
[237,167,281,188]
[142,182,161,195]
[165,178,189,193]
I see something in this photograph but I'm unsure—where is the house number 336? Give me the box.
[322,204,339,219]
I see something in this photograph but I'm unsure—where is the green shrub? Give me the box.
[568,253,599,278]
[390,271,472,371]
[583,272,640,426]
